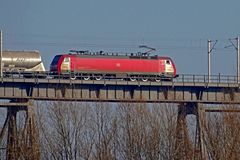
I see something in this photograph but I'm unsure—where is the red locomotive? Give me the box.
[50,50,177,81]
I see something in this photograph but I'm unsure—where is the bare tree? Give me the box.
[36,101,95,160]
[91,103,118,160]
[116,103,178,160]
[34,101,240,160]
[205,107,240,160]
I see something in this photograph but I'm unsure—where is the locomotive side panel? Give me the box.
[70,57,165,75]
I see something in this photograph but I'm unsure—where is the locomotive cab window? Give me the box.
[166,60,171,65]
[51,55,61,65]
[64,57,70,62]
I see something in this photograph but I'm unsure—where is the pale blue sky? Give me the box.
[0,0,240,75]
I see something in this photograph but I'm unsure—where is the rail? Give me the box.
[0,71,239,84]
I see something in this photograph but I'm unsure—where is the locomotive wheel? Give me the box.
[70,75,76,80]
[129,75,137,82]
[155,76,161,82]
[83,75,90,80]
[141,76,148,82]
[95,75,102,81]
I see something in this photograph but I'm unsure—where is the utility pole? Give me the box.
[0,30,2,78]
[229,37,240,83]
[208,40,211,83]
[207,39,217,83]
[238,37,239,83]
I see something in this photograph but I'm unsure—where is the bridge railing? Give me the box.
[175,74,237,84]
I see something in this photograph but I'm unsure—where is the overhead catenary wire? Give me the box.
[4,40,235,54]
[3,33,238,54]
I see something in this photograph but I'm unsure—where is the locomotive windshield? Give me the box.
[51,55,61,65]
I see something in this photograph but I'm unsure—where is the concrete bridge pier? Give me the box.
[0,99,40,160]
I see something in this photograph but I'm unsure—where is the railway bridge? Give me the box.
[0,74,240,159]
